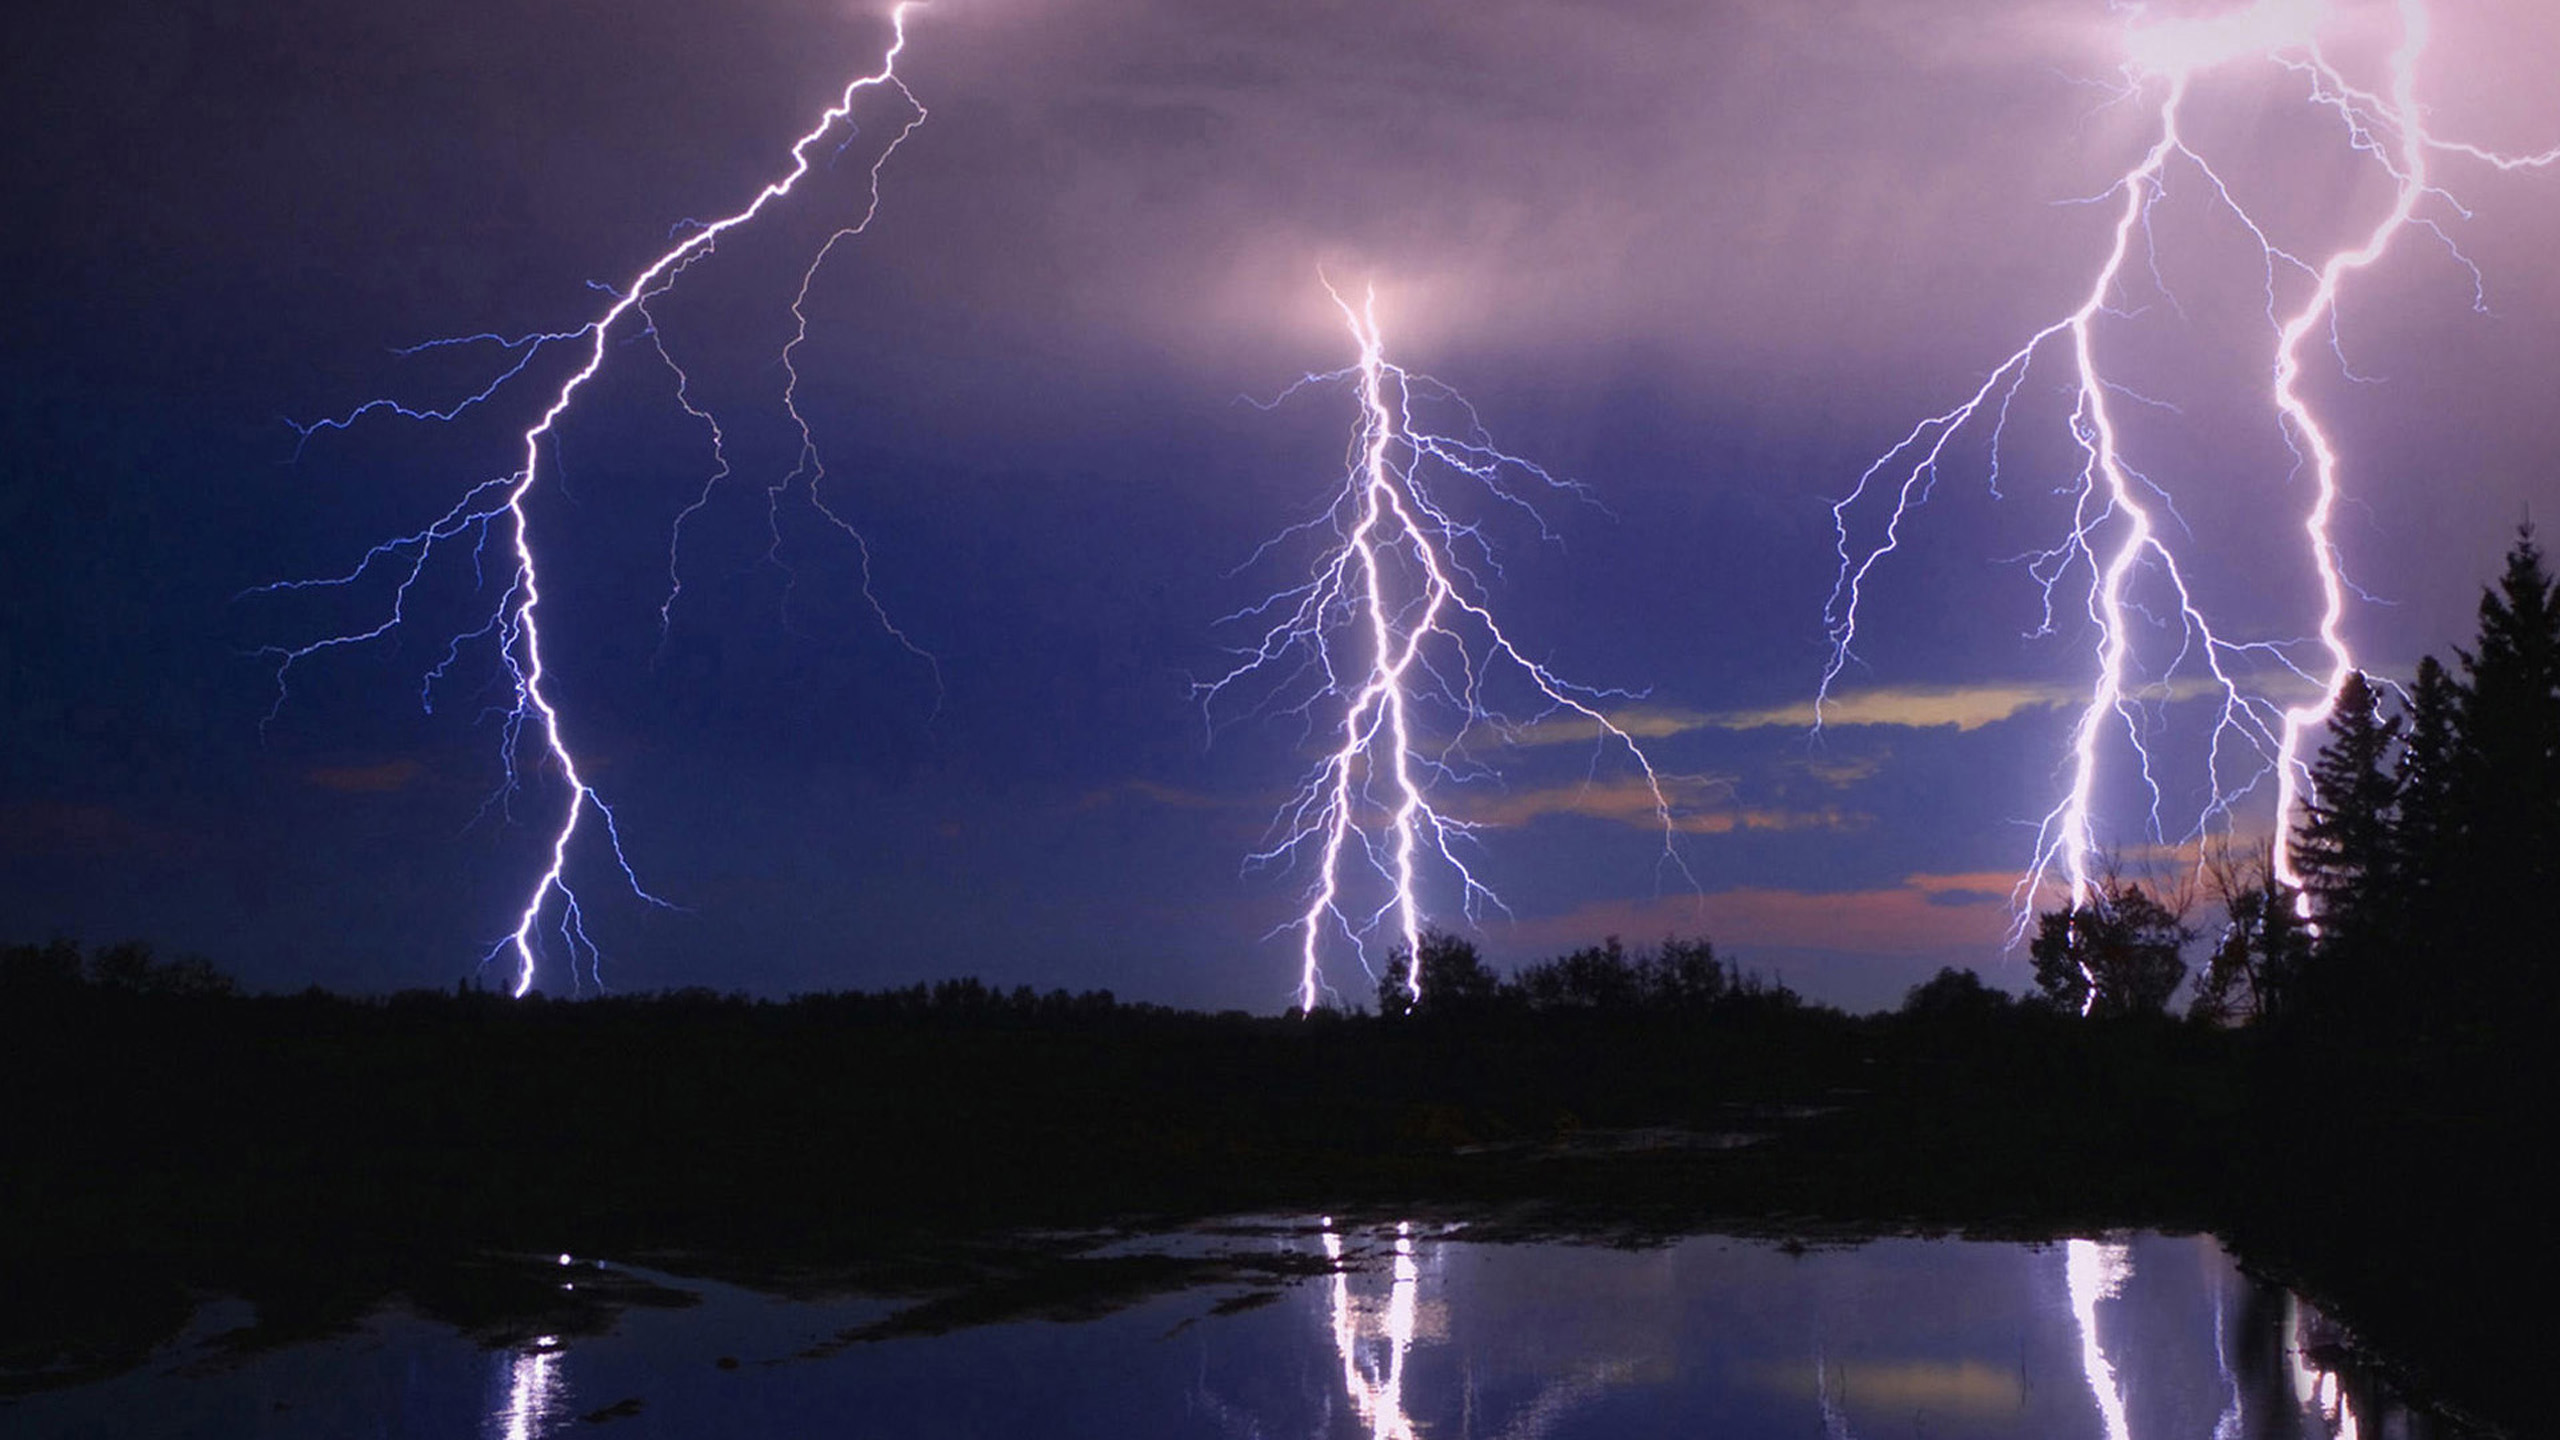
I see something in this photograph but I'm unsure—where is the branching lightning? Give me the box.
[248,6,931,997]
[1820,0,2556,966]
[1203,282,1689,1014]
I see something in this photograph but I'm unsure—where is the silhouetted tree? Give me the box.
[2192,845,2310,1025]
[2293,670,2403,960]
[0,939,238,999]
[143,954,238,999]
[0,938,85,993]
[2028,877,2191,1018]
[1900,966,2013,1022]
[1377,932,1502,1019]
[85,940,160,992]
[2392,654,2459,941]
[66,940,238,999]
[1642,936,1729,1010]
[1506,935,1729,1015]
[2446,526,2560,1015]
[1515,937,1641,1010]
[2254,529,2560,1040]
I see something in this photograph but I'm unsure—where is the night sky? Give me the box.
[8,0,2558,1011]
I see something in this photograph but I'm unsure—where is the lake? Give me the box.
[1,1222,2446,1438]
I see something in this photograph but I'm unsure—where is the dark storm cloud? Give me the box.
[890,0,2126,370]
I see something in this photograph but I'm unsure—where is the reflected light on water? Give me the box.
[2212,1266,2245,1440]
[1492,1363,1640,1440]
[1312,1218,1635,1440]
[1323,1220,1422,1440]
[2285,1294,2365,1440]
[2067,1238,2136,1440]
[2065,1235,2375,1440]
[491,1336,567,1440]
[14,1229,2450,1439]
[1816,1350,1857,1439]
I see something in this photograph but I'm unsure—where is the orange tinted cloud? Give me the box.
[1501,678,2301,745]
[1452,776,1864,835]
[1709,672,2327,734]
[1788,752,1889,788]
[1491,685,2073,742]
[1513,870,2022,957]
[1494,705,1719,748]
[1711,682,2083,733]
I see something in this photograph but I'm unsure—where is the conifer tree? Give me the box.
[2447,527,2560,1015]
[2293,670,2402,959]
[2393,655,2459,938]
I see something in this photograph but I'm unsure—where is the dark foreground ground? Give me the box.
[1,981,2547,1433]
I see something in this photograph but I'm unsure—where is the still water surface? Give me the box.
[6,1225,2424,1438]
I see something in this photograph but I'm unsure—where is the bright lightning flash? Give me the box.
[1820,0,2556,964]
[1204,283,1688,1014]
[248,6,931,997]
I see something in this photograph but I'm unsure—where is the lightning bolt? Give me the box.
[249,6,931,997]
[1203,282,1688,1014]
[1820,0,2555,963]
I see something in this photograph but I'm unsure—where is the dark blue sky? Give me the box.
[7,0,2557,1010]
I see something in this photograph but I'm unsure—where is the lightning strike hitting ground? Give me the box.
[1820,0,2556,976]
[249,6,931,997]
[1203,283,1688,1014]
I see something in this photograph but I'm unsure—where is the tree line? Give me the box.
[2022,527,2560,1046]
[1370,932,1796,1021]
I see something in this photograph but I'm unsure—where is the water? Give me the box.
[0,1225,2441,1438]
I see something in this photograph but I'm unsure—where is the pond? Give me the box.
[2,1223,2444,1438]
